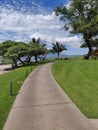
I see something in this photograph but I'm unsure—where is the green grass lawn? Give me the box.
[0,59,53,130]
[52,59,98,118]
[0,64,37,130]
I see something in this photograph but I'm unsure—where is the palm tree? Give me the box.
[29,38,47,62]
[52,41,67,60]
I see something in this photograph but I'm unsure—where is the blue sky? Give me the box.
[34,0,68,8]
[0,0,88,55]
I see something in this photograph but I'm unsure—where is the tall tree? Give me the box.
[81,39,98,48]
[55,0,98,58]
[4,42,28,68]
[28,38,47,62]
[52,41,67,59]
[0,40,28,67]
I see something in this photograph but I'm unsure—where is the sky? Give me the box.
[0,0,88,55]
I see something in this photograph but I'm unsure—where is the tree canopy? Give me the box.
[0,39,48,67]
[52,41,67,59]
[28,38,47,62]
[0,40,18,56]
[0,41,28,67]
[55,0,98,58]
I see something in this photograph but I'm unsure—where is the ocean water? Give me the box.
[0,53,80,64]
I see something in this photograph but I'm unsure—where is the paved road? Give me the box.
[3,63,97,130]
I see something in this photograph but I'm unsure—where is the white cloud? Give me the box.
[56,36,82,47]
[65,1,72,9]
[30,33,81,48]
[0,11,60,31]
[0,7,81,49]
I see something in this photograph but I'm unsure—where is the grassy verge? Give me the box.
[0,63,40,130]
[0,59,54,129]
[52,59,98,118]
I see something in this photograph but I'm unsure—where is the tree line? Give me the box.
[1,0,97,65]
[0,39,67,68]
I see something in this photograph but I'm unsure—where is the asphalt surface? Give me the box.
[3,63,98,130]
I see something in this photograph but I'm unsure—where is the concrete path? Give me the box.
[3,63,97,130]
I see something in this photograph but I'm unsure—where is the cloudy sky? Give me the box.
[0,0,88,55]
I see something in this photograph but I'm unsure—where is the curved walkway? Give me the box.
[3,63,97,130]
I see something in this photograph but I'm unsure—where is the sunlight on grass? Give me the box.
[52,59,98,118]
[0,65,36,130]
[0,59,53,130]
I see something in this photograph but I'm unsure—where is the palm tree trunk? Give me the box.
[58,52,60,60]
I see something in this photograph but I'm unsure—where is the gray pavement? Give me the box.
[3,63,98,130]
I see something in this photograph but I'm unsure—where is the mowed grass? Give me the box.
[0,64,37,130]
[52,59,98,118]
